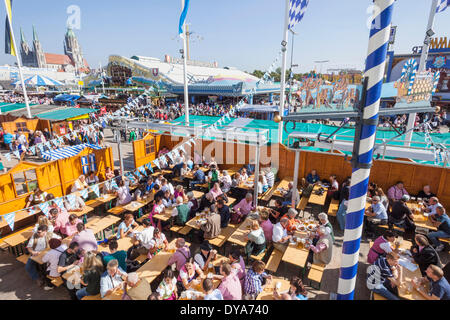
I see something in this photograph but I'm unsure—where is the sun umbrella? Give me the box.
[12,75,64,86]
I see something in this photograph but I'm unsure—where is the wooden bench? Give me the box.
[0,226,34,252]
[135,254,149,264]
[307,263,325,289]
[297,196,309,211]
[170,225,192,236]
[250,249,266,261]
[327,199,340,217]
[378,224,405,233]
[47,275,64,287]
[372,292,388,300]
[266,249,284,274]
[209,225,237,249]
[82,294,102,300]
[439,238,450,244]
[16,254,30,264]
[260,182,280,202]
[107,206,126,216]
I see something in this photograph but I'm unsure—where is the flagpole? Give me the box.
[181,0,190,126]
[4,0,31,118]
[404,0,439,146]
[278,0,290,144]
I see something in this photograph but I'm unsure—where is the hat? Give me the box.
[49,238,62,250]
[200,240,212,252]
[401,195,410,202]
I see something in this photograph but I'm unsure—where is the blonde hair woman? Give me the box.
[76,252,104,300]
[33,215,54,234]
[244,220,266,261]
[71,175,88,193]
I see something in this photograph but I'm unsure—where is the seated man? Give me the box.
[389,195,416,237]
[428,205,450,252]
[49,207,70,237]
[122,272,152,300]
[190,165,205,189]
[367,252,402,300]
[307,226,333,266]
[269,199,288,224]
[364,195,388,235]
[387,181,409,206]
[282,182,299,207]
[217,199,231,228]
[243,260,272,300]
[57,242,81,276]
[416,185,436,205]
[272,217,292,251]
[167,238,191,272]
[411,264,450,300]
[100,259,127,298]
[424,197,442,216]
[103,238,128,272]
[128,218,154,260]
[71,222,98,253]
[306,169,320,185]
[200,209,222,240]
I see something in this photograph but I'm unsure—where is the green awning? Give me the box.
[37,107,97,121]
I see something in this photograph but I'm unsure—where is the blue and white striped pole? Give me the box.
[337,0,395,300]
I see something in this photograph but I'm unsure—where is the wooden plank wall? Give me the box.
[154,134,450,208]
[132,134,160,169]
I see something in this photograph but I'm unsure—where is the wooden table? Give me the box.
[0,209,40,229]
[281,238,310,270]
[185,215,205,230]
[152,207,173,222]
[272,178,292,198]
[86,215,121,236]
[71,205,94,220]
[308,185,328,206]
[406,202,437,231]
[227,218,254,247]
[256,277,290,300]
[192,190,204,199]
[85,193,117,210]
[2,226,35,248]
[136,239,190,284]
[237,176,255,191]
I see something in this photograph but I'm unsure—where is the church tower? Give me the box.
[32,26,46,68]
[64,26,84,72]
[19,27,36,67]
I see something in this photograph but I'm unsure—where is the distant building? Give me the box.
[20,26,89,74]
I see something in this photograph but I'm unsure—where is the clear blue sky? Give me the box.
[1,0,449,73]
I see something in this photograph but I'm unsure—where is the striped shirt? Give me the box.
[244,268,267,296]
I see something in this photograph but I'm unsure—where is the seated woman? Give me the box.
[274,276,308,300]
[174,185,186,200]
[33,215,55,234]
[367,230,396,264]
[148,228,168,258]
[411,234,440,276]
[117,213,138,239]
[259,209,273,246]
[76,252,104,300]
[177,258,205,291]
[244,220,266,261]
[115,179,132,206]
[64,194,85,212]
[198,193,215,213]
[219,170,232,194]
[86,170,99,186]
[193,241,217,273]
[65,214,83,237]
[149,197,165,227]
[326,175,339,200]
[105,166,115,180]
[210,182,223,200]
[156,268,178,300]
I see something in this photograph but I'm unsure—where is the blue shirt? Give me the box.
[116,221,133,239]
[372,202,388,220]
[194,169,205,182]
[306,173,320,184]
[204,289,223,300]
[430,277,450,300]
[436,214,450,234]
[3,133,13,144]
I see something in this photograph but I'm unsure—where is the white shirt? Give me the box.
[71,179,87,193]
[156,278,177,299]
[33,224,54,234]
[42,244,67,277]
[117,186,132,205]
[27,235,47,252]
[135,226,155,249]
[100,268,127,298]
[204,289,223,300]
[427,202,441,216]
[272,223,287,243]
[265,171,275,187]
[194,253,209,270]
[161,183,174,195]
[379,240,393,254]
[149,233,167,249]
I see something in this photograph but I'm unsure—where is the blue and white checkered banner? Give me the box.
[4,153,11,162]
[54,197,65,210]
[67,194,76,208]
[288,0,309,30]
[79,188,89,199]
[178,145,186,155]
[29,146,36,155]
[134,170,142,179]
[166,152,174,163]
[39,202,50,217]
[138,166,147,176]
[91,184,100,197]
[4,212,15,231]
[13,150,20,159]
[437,0,449,13]
[38,144,44,154]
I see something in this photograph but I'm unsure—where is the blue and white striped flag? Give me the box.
[153,159,160,169]
[178,0,190,37]
[145,163,153,173]
[54,197,65,210]
[91,184,100,197]
[139,166,147,176]
[80,188,89,199]
[4,212,15,231]
[437,0,449,13]
[13,150,20,159]
[29,146,36,155]
[28,207,36,216]
[110,179,118,190]
[4,153,11,162]
[39,202,50,217]
[288,0,309,30]
[67,194,76,208]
